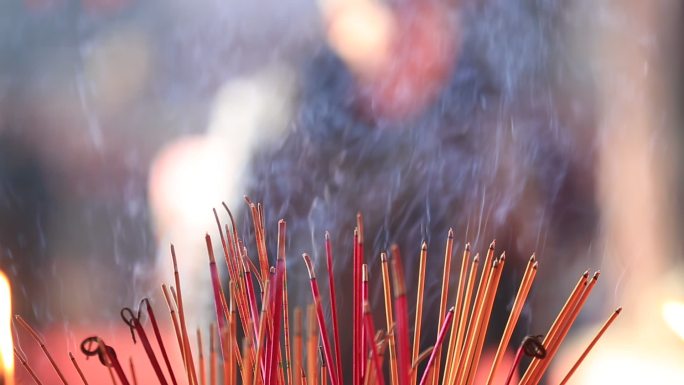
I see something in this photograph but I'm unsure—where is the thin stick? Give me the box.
[445,253,479,385]
[352,228,361,385]
[69,352,90,385]
[456,256,499,385]
[527,272,600,385]
[253,280,272,385]
[303,254,338,385]
[428,229,454,385]
[14,347,44,385]
[363,302,385,385]
[129,357,138,385]
[452,241,495,385]
[380,252,399,385]
[319,346,327,385]
[142,298,178,385]
[324,232,344,385]
[410,242,428,385]
[198,329,206,385]
[443,243,470,385]
[364,331,388,385]
[266,220,287,385]
[210,323,217,385]
[418,307,455,385]
[558,307,622,385]
[14,315,70,385]
[465,254,506,385]
[306,304,318,385]
[283,239,293,385]
[390,245,410,385]
[205,234,230,370]
[294,307,303,385]
[171,246,199,385]
[518,271,590,385]
[485,256,537,385]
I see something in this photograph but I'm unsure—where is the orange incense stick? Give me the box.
[558,307,622,385]
[518,270,589,385]
[283,242,294,385]
[306,304,318,385]
[253,280,272,385]
[324,232,344,385]
[380,252,399,385]
[171,246,199,385]
[162,284,185,367]
[294,307,303,385]
[465,254,506,385]
[410,242,428,385]
[428,229,454,385]
[485,255,537,385]
[527,271,600,385]
[14,315,70,385]
[456,256,500,385]
[445,252,479,385]
[443,242,470,385]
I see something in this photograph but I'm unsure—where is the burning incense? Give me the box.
[14,347,43,385]
[10,200,621,385]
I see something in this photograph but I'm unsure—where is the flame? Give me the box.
[0,271,13,385]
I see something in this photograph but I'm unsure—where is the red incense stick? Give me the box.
[418,307,455,385]
[362,300,385,385]
[391,245,411,385]
[303,253,338,385]
[324,232,344,385]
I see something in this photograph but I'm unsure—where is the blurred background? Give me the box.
[0,0,683,384]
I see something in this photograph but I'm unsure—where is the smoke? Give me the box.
[244,0,600,367]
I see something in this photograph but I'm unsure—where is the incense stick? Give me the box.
[380,252,399,385]
[324,232,344,385]
[428,229,454,385]
[15,347,44,385]
[558,307,621,385]
[485,255,536,385]
[410,242,428,385]
[171,246,199,385]
[69,352,89,385]
[303,254,338,385]
[129,356,138,385]
[210,323,217,385]
[418,307,454,385]
[363,301,385,385]
[390,245,410,385]
[443,243,470,385]
[14,315,70,385]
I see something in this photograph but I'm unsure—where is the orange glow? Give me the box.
[0,271,14,385]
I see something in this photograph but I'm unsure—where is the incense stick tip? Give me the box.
[592,270,601,279]
[489,239,496,249]
[302,253,315,278]
[421,241,428,250]
[380,251,388,262]
[615,306,623,314]
[448,228,454,238]
[465,242,471,251]
[325,230,330,240]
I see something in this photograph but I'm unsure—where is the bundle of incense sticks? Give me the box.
[11,199,621,385]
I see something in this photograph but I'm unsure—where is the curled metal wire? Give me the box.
[521,335,547,359]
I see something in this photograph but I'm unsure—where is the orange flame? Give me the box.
[0,271,14,385]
